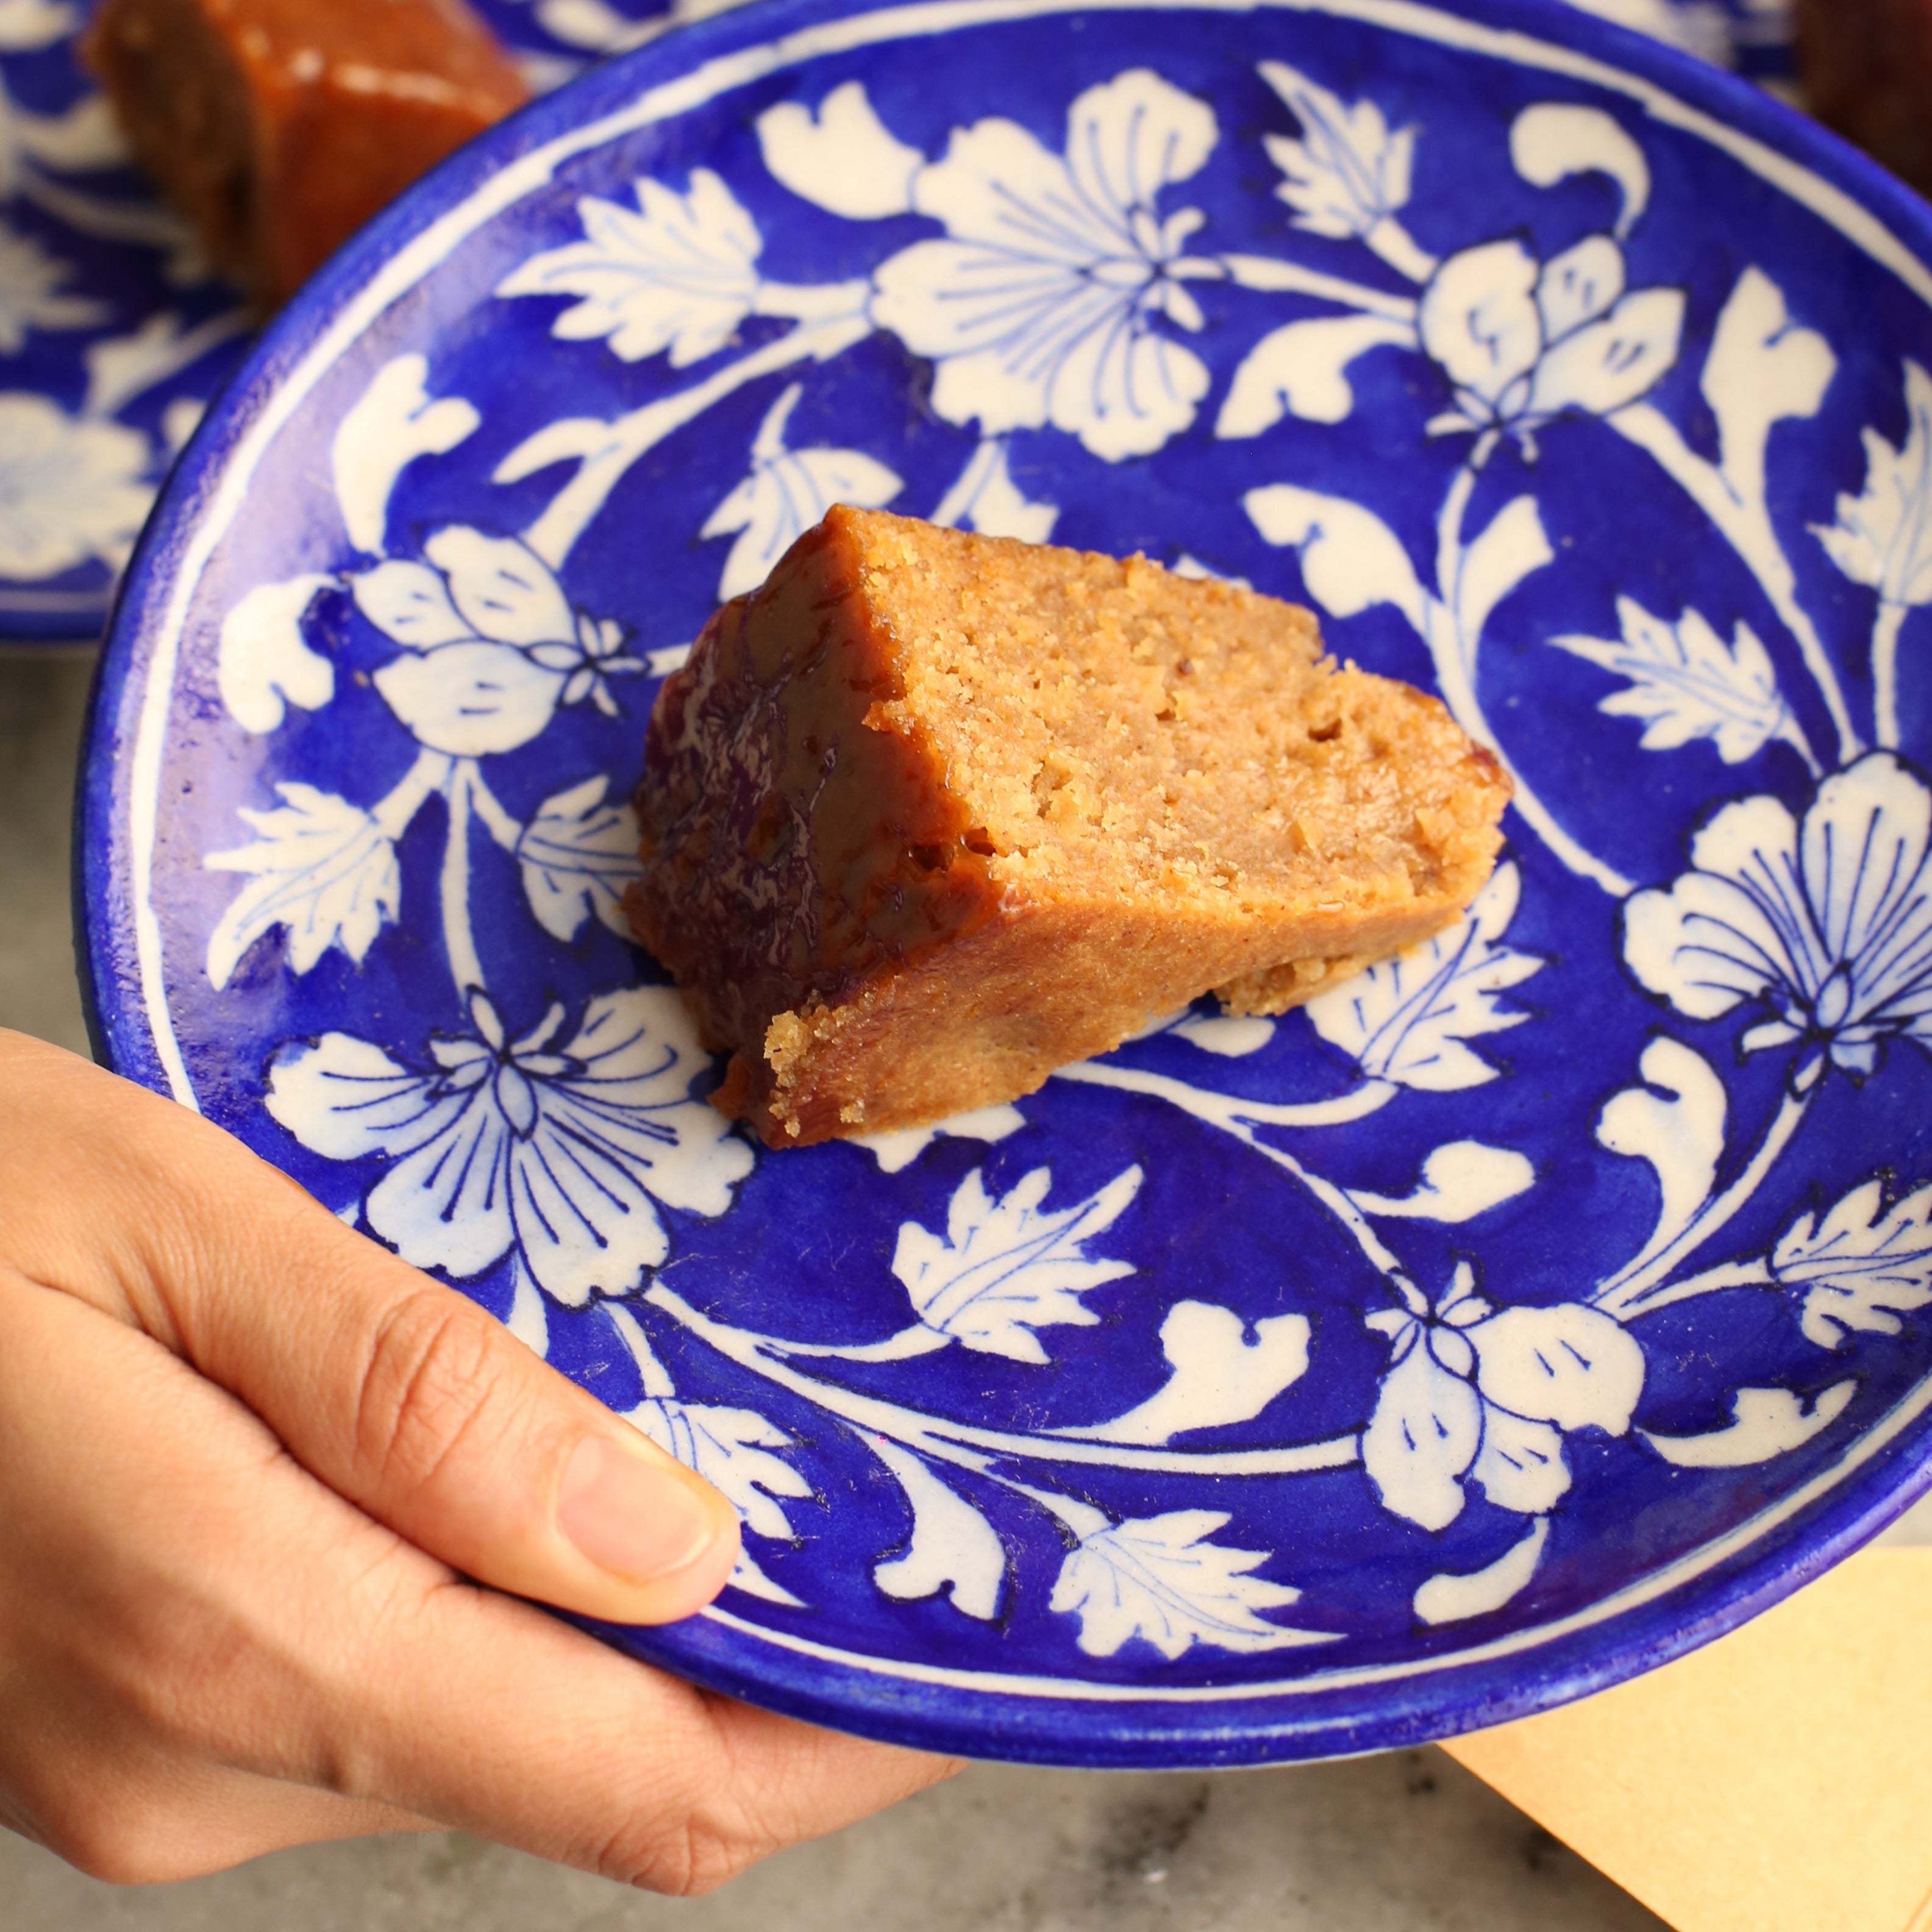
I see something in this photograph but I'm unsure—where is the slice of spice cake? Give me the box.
[630,507,1510,1147]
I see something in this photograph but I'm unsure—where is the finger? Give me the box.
[0,1263,950,1892]
[693,1693,964,1855]
[0,1267,439,1880]
[330,1577,960,1892]
[0,1034,740,1625]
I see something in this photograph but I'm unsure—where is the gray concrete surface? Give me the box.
[2,648,1924,1930]
[2,1753,1658,1932]
[0,648,94,1058]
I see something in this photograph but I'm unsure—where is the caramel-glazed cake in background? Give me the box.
[630,507,1511,1148]
[85,0,529,306]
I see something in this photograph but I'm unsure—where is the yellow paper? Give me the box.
[1444,1548,1932,1932]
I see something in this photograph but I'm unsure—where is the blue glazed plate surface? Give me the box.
[81,0,1932,1765]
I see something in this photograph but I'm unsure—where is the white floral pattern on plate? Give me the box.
[867,68,1223,462]
[0,389,148,576]
[174,24,1930,1655]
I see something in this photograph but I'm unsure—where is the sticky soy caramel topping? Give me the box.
[633,515,1004,1060]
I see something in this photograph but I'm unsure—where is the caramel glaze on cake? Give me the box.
[630,507,1511,1148]
[85,0,529,307]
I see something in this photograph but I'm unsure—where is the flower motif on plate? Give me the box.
[1624,754,1932,1088]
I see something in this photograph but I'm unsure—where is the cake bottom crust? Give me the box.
[716,891,1464,1146]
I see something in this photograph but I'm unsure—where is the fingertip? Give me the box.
[553,1433,741,1625]
[620,1477,743,1627]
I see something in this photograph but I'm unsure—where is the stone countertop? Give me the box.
[2,647,1919,1932]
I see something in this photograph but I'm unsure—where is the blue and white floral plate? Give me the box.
[80,0,1932,1766]
[0,0,703,642]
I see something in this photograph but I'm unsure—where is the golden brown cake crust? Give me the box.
[84,0,528,305]
[630,507,1510,1147]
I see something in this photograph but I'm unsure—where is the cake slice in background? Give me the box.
[85,0,529,306]
[1796,0,1932,196]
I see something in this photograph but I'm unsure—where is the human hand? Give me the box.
[0,1030,953,1887]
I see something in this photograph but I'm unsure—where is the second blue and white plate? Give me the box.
[0,0,693,640]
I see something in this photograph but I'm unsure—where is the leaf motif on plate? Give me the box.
[891,1164,1142,1363]
[1243,482,1426,630]
[1595,1036,1727,1257]
[1510,104,1649,238]
[330,355,479,556]
[930,437,1060,543]
[702,383,902,600]
[216,575,337,735]
[1641,1381,1856,1467]
[205,783,399,987]
[1217,313,1415,437]
[372,641,566,759]
[629,1396,813,1542]
[4,82,123,172]
[1413,1517,1549,1626]
[1350,1141,1535,1222]
[1456,494,1553,643]
[1072,1300,1310,1445]
[1258,59,1418,255]
[496,168,763,366]
[1352,1144,1530,1221]
[517,775,640,941]
[1699,268,1834,511]
[1773,1178,1932,1348]
[1048,1508,1327,1659]
[756,80,924,219]
[1554,599,1798,765]
[1305,863,1542,1089]
[716,1548,802,1606]
[869,1439,1007,1620]
[1814,360,1932,608]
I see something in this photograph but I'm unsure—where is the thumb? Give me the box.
[4,1036,742,1626]
[223,1255,746,1627]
